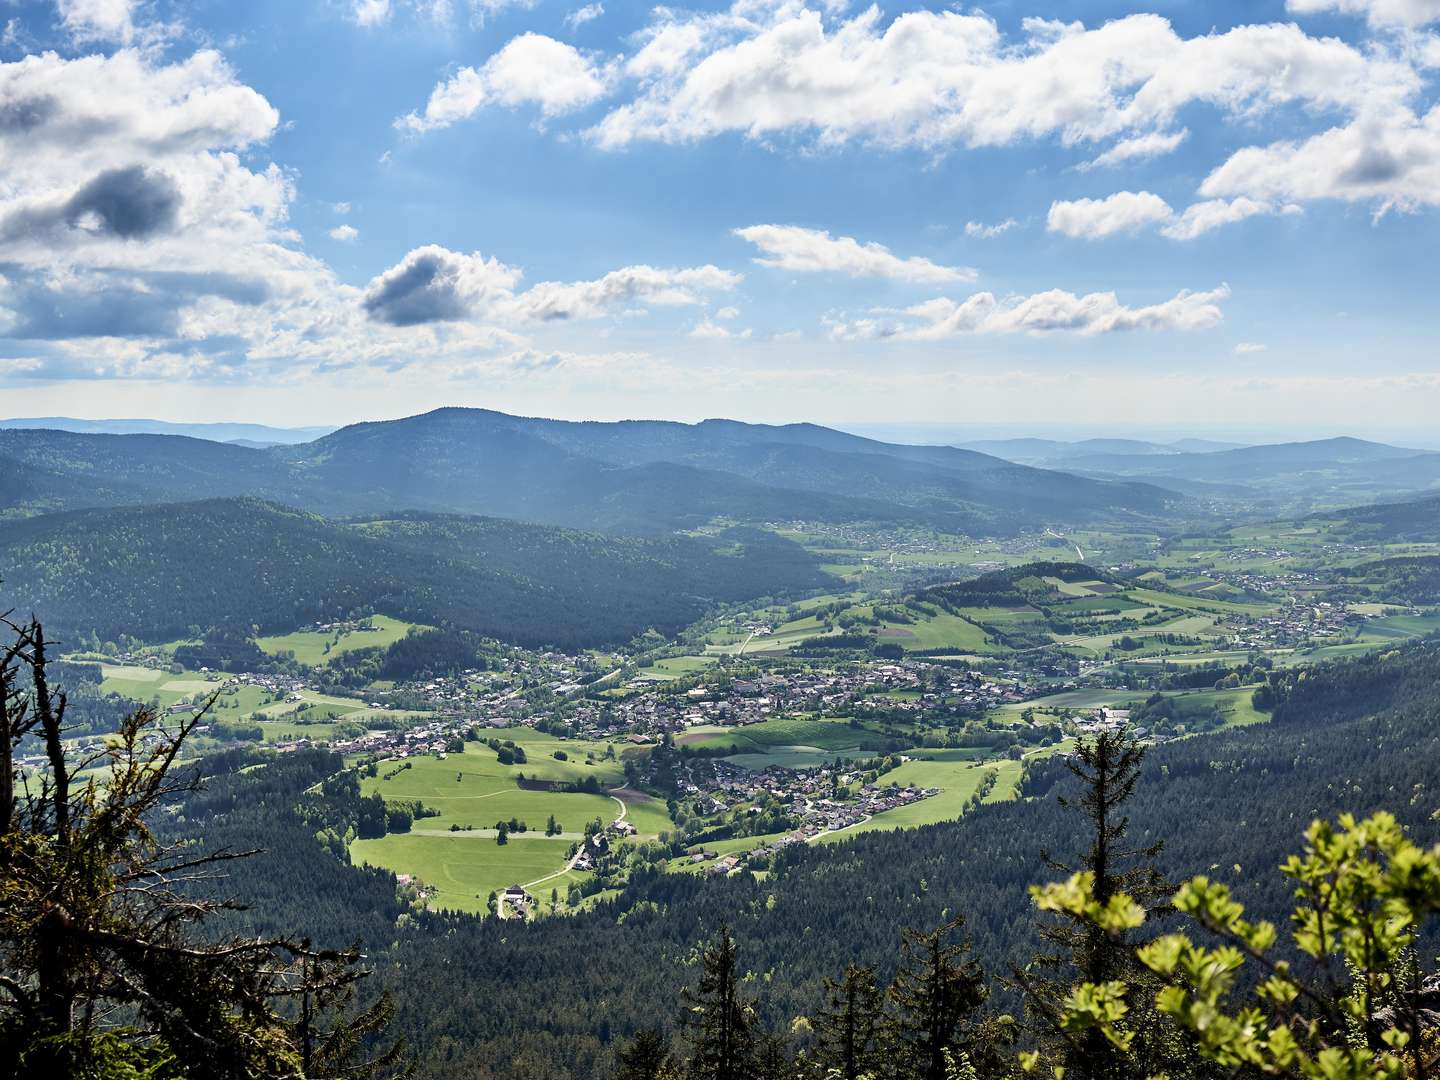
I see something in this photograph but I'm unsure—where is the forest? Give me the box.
[0,498,835,650]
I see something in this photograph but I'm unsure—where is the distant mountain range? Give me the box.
[956,436,1248,463]
[964,435,1440,513]
[0,416,334,445]
[0,408,1173,534]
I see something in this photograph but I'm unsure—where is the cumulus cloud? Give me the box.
[733,224,975,283]
[361,245,522,326]
[1047,191,1173,239]
[587,7,1417,153]
[1079,129,1188,170]
[1286,0,1440,27]
[398,34,611,132]
[329,223,359,241]
[830,284,1230,340]
[358,246,739,328]
[1235,341,1268,353]
[1199,106,1440,214]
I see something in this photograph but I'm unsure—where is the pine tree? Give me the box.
[887,916,988,1080]
[811,964,886,1080]
[682,925,755,1080]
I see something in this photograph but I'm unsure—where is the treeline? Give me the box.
[0,498,836,650]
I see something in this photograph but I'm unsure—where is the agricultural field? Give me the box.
[350,832,575,914]
[256,615,426,667]
[351,736,667,912]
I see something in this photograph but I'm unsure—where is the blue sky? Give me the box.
[0,0,1437,439]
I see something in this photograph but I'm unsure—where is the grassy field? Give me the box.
[352,739,638,911]
[816,759,999,841]
[682,717,891,757]
[256,615,426,667]
[350,832,574,914]
[636,655,716,679]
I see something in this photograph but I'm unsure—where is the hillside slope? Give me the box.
[0,499,835,648]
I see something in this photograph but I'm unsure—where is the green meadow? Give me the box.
[256,615,427,667]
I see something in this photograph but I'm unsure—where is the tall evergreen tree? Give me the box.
[612,1028,679,1080]
[1021,730,1184,1080]
[810,964,886,1080]
[887,917,988,1080]
[682,925,755,1080]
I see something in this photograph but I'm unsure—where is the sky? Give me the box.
[0,0,1437,439]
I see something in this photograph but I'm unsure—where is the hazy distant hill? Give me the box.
[0,499,835,648]
[0,416,333,444]
[0,408,1174,534]
[1012,436,1440,513]
[1315,492,1440,542]
[958,435,1247,464]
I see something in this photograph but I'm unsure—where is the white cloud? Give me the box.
[733,224,975,283]
[1235,341,1268,353]
[964,219,1018,240]
[830,284,1230,340]
[399,34,611,132]
[329,223,359,241]
[507,264,741,321]
[565,3,604,32]
[1079,129,1189,171]
[1286,0,1440,27]
[1159,197,1296,239]
[714,305,739,320]
[1199,105,1440,214]
[690,317,751,339]
[349,0,392,27]
[333,201,353,214]
[588,7,1417,152]
[56,0,139,43]
[1047,191,1173,239]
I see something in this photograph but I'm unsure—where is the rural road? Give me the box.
[503,794,632,917]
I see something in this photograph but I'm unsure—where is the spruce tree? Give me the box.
[811,964,886,1080]
[887,916,988,1080]
[1021,730,1185,1080]
[612,1028,678,1080]
[682,925,755,1080]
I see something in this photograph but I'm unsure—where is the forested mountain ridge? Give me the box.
[0,408,1175,534]
[0,498,835,649]
[174,641,1440,1078]
[282,408,1173,528]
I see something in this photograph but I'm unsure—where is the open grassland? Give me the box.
[350,832,573,914]
[682,717,891,757]
[256,615,427,667]
[353,740,639,910]
[637,655,716,679]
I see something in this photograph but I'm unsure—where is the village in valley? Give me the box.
[52,517,1440,920]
